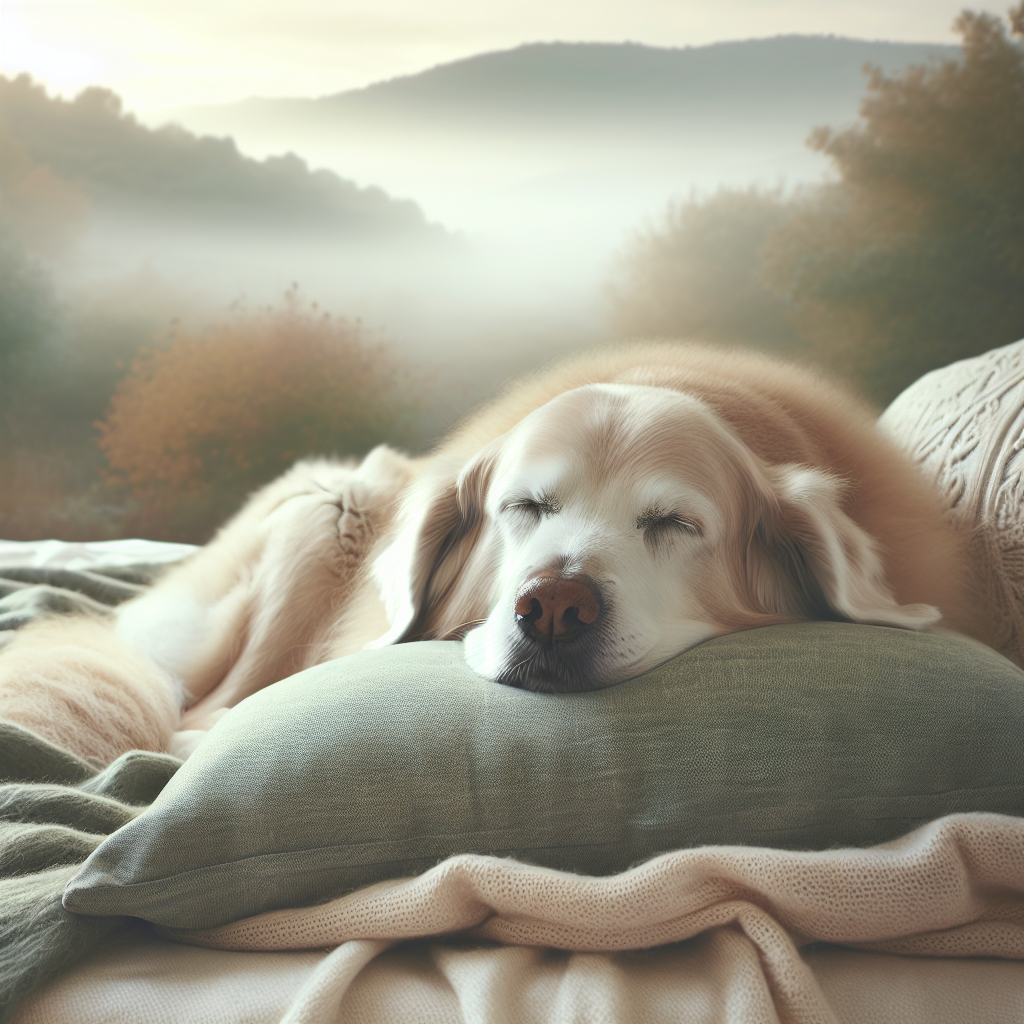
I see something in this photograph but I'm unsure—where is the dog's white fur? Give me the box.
[0,344,1002,763]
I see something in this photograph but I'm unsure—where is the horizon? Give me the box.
[164,33,965,112]
[1,32,964,118]
[0,30,968,301]
[0,0,986,112]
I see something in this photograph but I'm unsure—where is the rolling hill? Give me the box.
[0,74,447,243]
[157,36,959,233]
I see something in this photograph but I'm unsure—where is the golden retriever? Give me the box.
[0,344,1000,763]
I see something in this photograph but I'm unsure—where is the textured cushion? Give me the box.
[64,624,1024,929]
[880,337,1024,666]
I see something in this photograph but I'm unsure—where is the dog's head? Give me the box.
[369,383,939,690]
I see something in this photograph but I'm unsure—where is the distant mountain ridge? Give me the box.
[321,36,958,121]
[168,36,959,137]
[156,36,960,236]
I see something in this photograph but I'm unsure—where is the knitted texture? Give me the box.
[0,722,181,1024]
[164,813,1024,1024]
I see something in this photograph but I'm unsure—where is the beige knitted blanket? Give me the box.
[158,813,1024,1024]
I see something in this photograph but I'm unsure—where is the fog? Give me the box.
[57,37,946,410]
[15,37,960,367]
[6,31,993,541]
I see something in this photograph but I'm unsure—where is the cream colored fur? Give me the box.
[0,617,178,765]
[0,344,1003,762]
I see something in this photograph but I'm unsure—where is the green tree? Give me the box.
[608,188,803,354]
[611,5,1024,405]
[0,223,63,540]
[764,3,1024,401]
[0,223,58,441]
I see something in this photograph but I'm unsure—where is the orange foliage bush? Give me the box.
[98,292,412,540]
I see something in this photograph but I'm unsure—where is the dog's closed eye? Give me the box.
[500,494,562,520]
[637,507,703,553]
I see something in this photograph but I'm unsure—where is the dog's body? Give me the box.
[0,345,1001,763]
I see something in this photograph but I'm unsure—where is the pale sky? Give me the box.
[0,0,991,112]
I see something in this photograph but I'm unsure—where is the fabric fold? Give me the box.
[167,813,1024,956]
[0,722,181,1024]
[160,813,1023,1024]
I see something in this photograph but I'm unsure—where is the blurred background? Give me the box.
[1,0,1022,542]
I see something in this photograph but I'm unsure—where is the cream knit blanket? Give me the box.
[161,813,1024,1024]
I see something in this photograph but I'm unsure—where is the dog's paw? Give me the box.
[337,504,372,559]
[306,449,417,561]
[282,479,376,562]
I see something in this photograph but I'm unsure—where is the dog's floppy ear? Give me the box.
[367,448,497,646]
[748,465,941,629]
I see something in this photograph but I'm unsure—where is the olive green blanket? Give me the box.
[0,564,164,641]
[0,721,181,1022]
[1,560,179,1020]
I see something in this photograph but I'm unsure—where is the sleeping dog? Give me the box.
[0,344,1000,763]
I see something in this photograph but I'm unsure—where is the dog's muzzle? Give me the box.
[497,572,608,692]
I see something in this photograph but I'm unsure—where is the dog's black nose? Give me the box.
[514,575,600,643]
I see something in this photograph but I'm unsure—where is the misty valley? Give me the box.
[1,21,1022,542]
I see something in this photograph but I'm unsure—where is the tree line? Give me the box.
[610,6,1024,406]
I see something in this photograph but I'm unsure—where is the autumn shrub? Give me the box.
[97,292,414,541]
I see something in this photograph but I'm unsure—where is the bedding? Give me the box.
[3,716,1023,1024]
[12,919,1024,1024]
[0,539,198,571]
[0,564,163,640]
[160,812,1024,1021]
[3,556,1022,1021]
[0,721,181,1021]
[65,625,1024,931]
[4,339,1024,1022]
[0,542,194,647]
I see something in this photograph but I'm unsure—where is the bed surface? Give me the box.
[11,923,1024,1024]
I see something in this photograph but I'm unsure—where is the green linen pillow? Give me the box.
[64,623,1024,930]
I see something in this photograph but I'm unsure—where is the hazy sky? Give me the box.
[1,0,990,111]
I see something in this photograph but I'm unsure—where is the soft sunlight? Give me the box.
[0,8,1022,1020]
[0,0,988,110]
